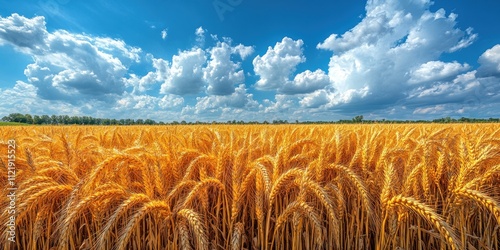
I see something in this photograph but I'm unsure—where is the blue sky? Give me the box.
[1,0,499,122]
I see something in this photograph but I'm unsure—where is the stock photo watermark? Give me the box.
[37,0,70,15]
[213,0,243,21]
[6,139,17,243]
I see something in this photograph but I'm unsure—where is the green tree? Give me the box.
[352,115,364,123]
[33,115,42,124]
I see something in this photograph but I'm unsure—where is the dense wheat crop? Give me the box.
[1,124,499,249]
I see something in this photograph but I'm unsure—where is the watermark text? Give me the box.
[6,139,16,243]
[213,0,243,21]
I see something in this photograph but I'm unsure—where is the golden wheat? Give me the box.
[385,194,461,250]
[1,124,499,249]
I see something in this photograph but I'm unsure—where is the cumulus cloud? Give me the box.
[233,44,254,60]
[263,94,297,114]
[151,39,253,96]
[0,81,41,114]
[299,89,330,108]
[203,41,253,95]
[0,81,94,117]
[132,33,253,98]
[282,69,330,95]
[409,61,470,84]
[193,84,258,114]
[478,44,500,77]
[253,37,330,94]
[159,48,206,95]
[159,94,184,109]
[117,93,158,110]
[126,58,170,93]
[408,71,478,100]
[1,14,258,120]
[253,37,305,90]
[0,14,141,104]
[405,65,500,115]
[0,14,48,52]
[116,92,184,110]
[316,0,478,112]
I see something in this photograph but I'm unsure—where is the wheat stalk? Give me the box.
[115,200,171,250]
[386,195,461,250]
[231,222,244,250]
[454,188,500,224]
[177,208,209,250]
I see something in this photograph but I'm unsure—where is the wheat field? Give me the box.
[1,124,499,250]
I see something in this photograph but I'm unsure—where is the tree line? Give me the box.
[1,113,499,125]
[2,113,157,125]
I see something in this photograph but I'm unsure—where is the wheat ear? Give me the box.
[387,195,461,250]
[177,208,209,250]
[115,200,171,250]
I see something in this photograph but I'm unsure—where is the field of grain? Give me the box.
[1,124,499,249]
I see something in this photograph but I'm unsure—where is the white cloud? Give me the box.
[402,44,500,110]
[263,94,296,114]
[159,94,184,109]
[0,81,39,114]
[0,14,142,104]
[159,48,206,95]
[193,84,258,114]
[405,69,499,110]
[317,0,428,53]
[316,34,337,51]
[117,93,158,110]
[0,14,48,53]
[195,26,206,46]
[449,27,477,53]
[203,42,249,95]
[409,61,470,84]
[253,37,330,94]
[181,84,262,121]
[161,29,168,40]
[300,89,330,108]
[283,69,330,95]
[116,92,184,110]
[0,81,92,117]
[233,44,254,60]
[195,26,205,37]
[253,37,305,90]
[127,58,169,93]
[93,37,142,63]
[478,44,500,77]
[413,104,445,115]
[138,37,253,97]
[316,0,478,112]
[135,30,255,98]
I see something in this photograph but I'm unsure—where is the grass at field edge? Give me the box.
[0,122,28,126]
